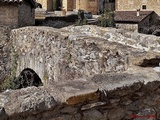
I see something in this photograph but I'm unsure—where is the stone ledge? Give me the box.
[0,66,159,119]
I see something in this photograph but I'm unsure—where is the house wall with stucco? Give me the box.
[116,0,160,15]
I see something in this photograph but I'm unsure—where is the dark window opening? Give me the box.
[138,28,143,33]
[142,5,146,9]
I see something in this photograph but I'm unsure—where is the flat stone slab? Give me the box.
[0,66,159,116]
[50,66,160,103]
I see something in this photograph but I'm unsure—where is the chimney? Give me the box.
[137,9,140,16]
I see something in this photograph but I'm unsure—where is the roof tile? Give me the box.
[0,0,23,2]
[114,11,153,22]
[0,0,36,8]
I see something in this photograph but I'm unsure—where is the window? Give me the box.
[142,5,146,9]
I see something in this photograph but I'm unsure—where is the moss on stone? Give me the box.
[44,71,49,83]
[0,51,18,91]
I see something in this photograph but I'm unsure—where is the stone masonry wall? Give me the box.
[116,23,138,32]
[0,2,35,28]
[10,26,160,85]
[0,26,12,86]
[0,26,160,120]
[2,80,160,120]
[11,27,130,84]
[18,1,35,27]
[0,3,19,28]
[34,81,160,120]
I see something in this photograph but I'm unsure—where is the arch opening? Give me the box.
[15,68,43,89]
[139,58,160,67]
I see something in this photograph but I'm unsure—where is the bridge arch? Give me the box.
[15,53,46,85]
[16,68,43,89]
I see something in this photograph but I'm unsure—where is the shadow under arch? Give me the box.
[139,58,160,67]
[16,68,43,89]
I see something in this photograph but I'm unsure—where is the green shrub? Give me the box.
[76,10,88,26]
[97,11,115,27]
[0,52,18,91]
[0,51,43,91]
[107,11,115,27]
[97,16,108,27]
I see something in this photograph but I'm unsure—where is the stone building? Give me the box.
[36,0,99,15]
[116,0,160,16]
[62,0,115,14]
[62,0,99,14]
[0,0,36,28]
[114,11,158,33]
[36,0,53,11]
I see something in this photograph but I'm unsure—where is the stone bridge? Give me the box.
[10,26,160,85]
[11,26,129,85]
[0,26,160,120]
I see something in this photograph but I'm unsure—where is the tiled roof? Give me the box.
[0,0,36,8]
[114,11,153,23]
[0,0,23,2]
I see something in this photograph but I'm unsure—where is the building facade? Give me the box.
[63,0,99,14]
[76,0,99,14]
[116,0,160,15]
[36,0,99,14]
[36,0,53,11]
[0,0,35,28]
[114,11,158,33]
[62,0,75,11]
